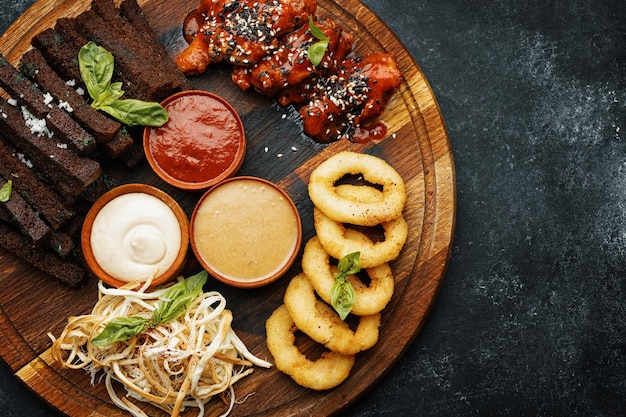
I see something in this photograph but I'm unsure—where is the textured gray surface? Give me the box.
[1,0,625,416]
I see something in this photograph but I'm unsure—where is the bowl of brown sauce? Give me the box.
[190,176,302,288]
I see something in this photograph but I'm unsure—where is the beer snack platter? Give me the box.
[0,0,455,415]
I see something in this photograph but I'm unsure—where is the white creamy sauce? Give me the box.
[90,192,181,282]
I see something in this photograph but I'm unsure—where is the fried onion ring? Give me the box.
[283,273,381,355]
[314,207,408,268]
[334,183,384,204]
[302,236,395,316]
[265,304,355,391]
[308,151,406,226]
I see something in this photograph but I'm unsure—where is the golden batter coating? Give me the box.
[265,304,355,391]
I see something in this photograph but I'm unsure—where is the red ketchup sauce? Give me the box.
[144,91,245,190]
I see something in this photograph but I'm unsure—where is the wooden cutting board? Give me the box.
[0,0,455,415]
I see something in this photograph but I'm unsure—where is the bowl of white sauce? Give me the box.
[81,183,189,288]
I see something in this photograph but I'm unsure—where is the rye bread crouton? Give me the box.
[0,220,85,286]
[100,129,135,159]
[19,48,121,144]
[31,28,83,85]
[0,137,74,230]
[0,208,74,258]
[18,48,135,160]
[0,55,96,156]
[47,231,75,258]
[0,97,101,202]
[91,0,191,93]
[73,9,174,102]
[0,175,51,246]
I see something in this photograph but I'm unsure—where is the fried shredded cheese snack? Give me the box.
[49,274,271,417]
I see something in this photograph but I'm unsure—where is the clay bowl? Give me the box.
[81,183,189,289]
[143,90,246,191]
[190,176,302,288]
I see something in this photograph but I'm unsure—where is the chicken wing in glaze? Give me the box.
[177,0,317,75]
[231,16,353,96]
[175,0,403,143]
[278,53,402,142]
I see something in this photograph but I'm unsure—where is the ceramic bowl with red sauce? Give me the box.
[143,90,246,191]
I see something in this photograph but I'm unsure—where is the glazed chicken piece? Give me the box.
[231,16,353,96]
[278,53,402,142]
[177,0,317,75]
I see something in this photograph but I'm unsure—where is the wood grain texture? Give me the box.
[0,0,455,415]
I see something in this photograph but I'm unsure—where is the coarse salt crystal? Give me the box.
[17,153,33,168]
[21,106,53,138]
[43,92,54,105]
[58,100,74,113]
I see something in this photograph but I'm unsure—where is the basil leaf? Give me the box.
[91,316,148,347]
[150,270,208,326]
[78,41,115,101]
[331,279,356,321]
[330,252,361,320]
[0,180,12,203]
[307,16,329,67]
[90,272,207,347]
[337,251,361,276]
[308,16,328,42]
[78,42,168,127]
[100,99,168,127]
[92,81,125,108]
[308,40,329,67]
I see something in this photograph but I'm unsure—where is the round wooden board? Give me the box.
[0,0,455,416]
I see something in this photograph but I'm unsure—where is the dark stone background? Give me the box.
[1,0,625,416]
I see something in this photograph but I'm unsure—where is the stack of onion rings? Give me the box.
[266,151,408,390]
